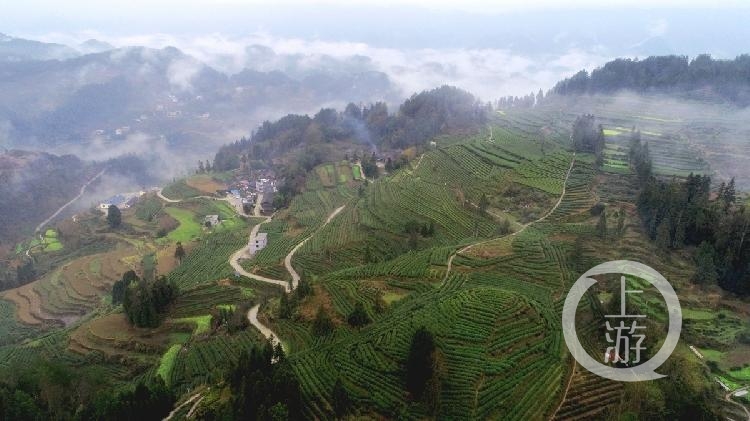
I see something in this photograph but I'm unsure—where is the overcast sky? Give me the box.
[4,0,749,51]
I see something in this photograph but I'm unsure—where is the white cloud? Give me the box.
[167,57,203,92]
[37,31,611,99]
[648,18,669,37]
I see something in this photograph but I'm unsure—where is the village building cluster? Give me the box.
[222,169,278,217]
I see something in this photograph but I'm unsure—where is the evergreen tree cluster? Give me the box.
[212,86,487,171]
[494,89,544,109]
[312,305,335,336]
[361,152,379,178]
[212,304,250,334]
[633,139,749,294]
[628,128,652,183]
[114,272,178,327]
[0,362,174,421]
[277,279,313,320]
[219,343,301,420]
[551,54,750,106]
[404,219,436,250]
[571,114,605,165]
[347,301,372,328]
[107,204,122,228]
[196,160,212,174]
[406,327,444,415]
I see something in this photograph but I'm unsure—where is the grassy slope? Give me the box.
[164,207,202,242]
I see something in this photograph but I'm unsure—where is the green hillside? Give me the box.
[1,93,748,419]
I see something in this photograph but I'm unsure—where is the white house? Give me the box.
[249,232,268,255]
[204,214,220,227]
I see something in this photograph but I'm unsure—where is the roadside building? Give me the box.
[249,232,268,254]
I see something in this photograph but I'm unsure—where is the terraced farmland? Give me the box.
[1,246,137,325]
[167,223,248,288]
[290,285,565,420]
[497,97,716,180]
[3,90,740,420]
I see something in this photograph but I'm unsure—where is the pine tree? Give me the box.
[596,210,607,238]
[406,327,437,400]
[296,278,313,299]
[174,242,186,264]
[107,205,122,228]
[331,378,350,417]
[656,219,672,249]
[279,293,293,319]
[347,302,371,328]
[617,210,626,235]
[478,193,489,214]
[312,306,334,336]
[723,177,736,210]
[694,242,718,284]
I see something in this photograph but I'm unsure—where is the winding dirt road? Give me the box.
[725,387,750,421]
[163,392,203,421]
[156,188,182,203]
[284,206,345,290]
[247,304,284,351]
[156,188,246,216]
[442,152,576,282]
[35,168,106,233]
[231,205,346,350]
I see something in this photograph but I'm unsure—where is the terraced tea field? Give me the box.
[3,92,746,419]
[1,246,137,325]
[498,96,717,179]
[290,285,566,420]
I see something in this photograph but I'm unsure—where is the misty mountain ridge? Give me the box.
[0,32,79,62]
[0,35,398,159]
[552,54,750,106]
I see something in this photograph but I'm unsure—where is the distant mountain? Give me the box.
[0,33,79,62]
[551,54,750,106]
[0,37,398,157]
[0,150,91,248]
[77,39,115,54]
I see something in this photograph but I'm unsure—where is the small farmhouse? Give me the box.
[249,232,268,254]
[204,214,220,227]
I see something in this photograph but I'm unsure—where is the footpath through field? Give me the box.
[442,152,576,281]
[157,188,246,216]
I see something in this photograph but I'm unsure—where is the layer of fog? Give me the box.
[0,31,612,191]
[556,92,750,189]
[41,32,610,100]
